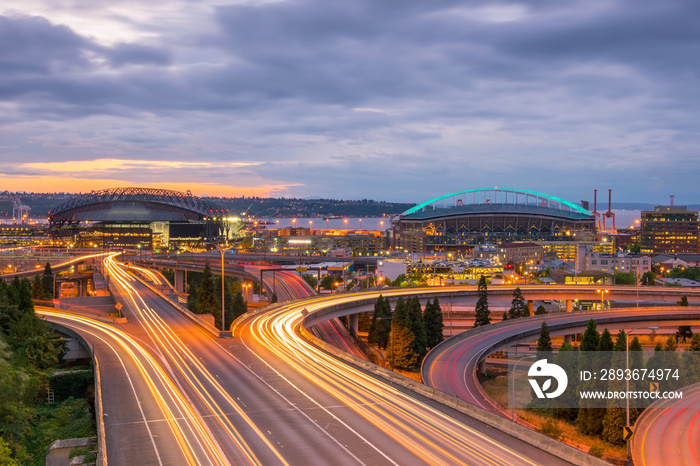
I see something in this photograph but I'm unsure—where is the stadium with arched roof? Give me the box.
[391,188,595,253]
[48,187,227,250]
[48,187,226,225]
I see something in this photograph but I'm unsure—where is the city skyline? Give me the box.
[1,0,699,204]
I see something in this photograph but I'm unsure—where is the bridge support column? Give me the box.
[564,335,572,346]
[478,360,486,376]
[348,313,358,337]
[175,269,185,294]
[528,300,534,316]
[566,299,572,313]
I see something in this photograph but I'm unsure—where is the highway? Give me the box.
[45,255,574,465]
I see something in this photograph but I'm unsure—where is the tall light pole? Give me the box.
[216,242,234,331]
[512,354,536,421]
[626,326,658,459]
[596,289,609,309]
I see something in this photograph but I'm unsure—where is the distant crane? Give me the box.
[6,191,30,224]
[600,188,616,233]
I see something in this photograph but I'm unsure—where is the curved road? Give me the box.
[632,383,700,466]
[421,307,700,413]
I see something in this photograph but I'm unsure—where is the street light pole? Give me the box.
[626,326,657,460]
[512,354,536,421]
[596,289,609,310]
[216,242,233,332]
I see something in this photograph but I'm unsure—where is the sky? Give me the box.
[1,0,699,205]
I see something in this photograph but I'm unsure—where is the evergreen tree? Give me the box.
[588,329,616,435]
[508,287,527,319]
[392,297,410,329]
[42,262,54,298]
[577,319,601,434]
[689,333,700,351]
[231,292,247,321]
[270,292,278,303]
[680,296,689,306]
[536,322,553,361]
[665,334,678,352]
[473,276,491,327]
[423,297,444,348]
[195,263,218,316]
[553,344,578,421]
[602,347,627,444]
[31,276,45,301]
[407,297,427,359]
[676,326,693,343]
[368,296,391,349]
[502,312,508,321]
[580,319,600,352]
[686,334,700,385]
[535,305,547,315]
[387,325,417,370]
[387,296,418,369]
[358,312,371,333]
[612,329,626,352]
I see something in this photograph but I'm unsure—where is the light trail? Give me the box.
[237,293,543,466]
[38,309,225,466]
[104,254,288,466]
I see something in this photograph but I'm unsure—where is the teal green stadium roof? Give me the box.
[402,188,592,217]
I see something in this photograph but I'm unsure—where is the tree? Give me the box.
[387,326,417,370]
[507,287,527,319]
[195,264,218,316]
[577,319,601,435]
[664,334,678,352]
[641,271,656,286]
[473,276,491,327]
[270,292,278,303]
[680,296,689,306]
[676,326,693,343]
[407,297,427,359]
[614,272,636,285]
[358,312,371,333]
[423,297,444,348]
[387,296,417,369]
[30,276,45,301]
[231,292,247,321]
[536,322,552,360]
[580,319,600,352]
[320,274,334,291]
[393,274,407,287]
[42,263,54,299]
[535,305,547,315]
[368,296,391,349]
[301,273,317,289]
[689,333,700,351]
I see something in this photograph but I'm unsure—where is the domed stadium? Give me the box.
[391,188,595,253]
[48,187,227,250]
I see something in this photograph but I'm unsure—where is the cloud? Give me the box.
[0,0,699,203]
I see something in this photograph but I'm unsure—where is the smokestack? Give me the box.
[670,195,675,207]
